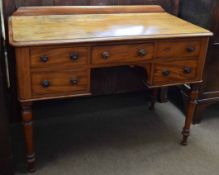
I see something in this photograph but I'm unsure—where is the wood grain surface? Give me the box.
[10,5,211,171]
[13,5,165,16]
[156,38,202,59]
[153,59,198,85]
[92,43,154,65]
[9,10,212,46]
[2,0,181,123]
[31,69,89,96]
[30,46,89,68]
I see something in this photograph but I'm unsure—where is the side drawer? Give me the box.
[92,43,154,65]
[153,59,199,86]
[30,47,89,68]
[156,38,202,59]
[31,69,89,96]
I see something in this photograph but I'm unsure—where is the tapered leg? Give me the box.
[149,88,158,111]
[181,84,199,146]
[21,102,35,172]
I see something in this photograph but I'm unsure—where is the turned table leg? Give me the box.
[149,88,158,111]
[181,84,199,146]
[21,102,36,172]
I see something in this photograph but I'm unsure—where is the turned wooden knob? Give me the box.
[186,47,195,53]
[40,55,48,62]
[41,80,50,88]
[70,78,79,85]
[183,66,192,74]
[102,51,110,59]
[162,70,170,77]
[70,52,79,61]
[138,49,147,57]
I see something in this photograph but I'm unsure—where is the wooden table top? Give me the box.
[9,9,212,46]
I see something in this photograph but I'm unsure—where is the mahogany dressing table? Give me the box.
[8,5,212,172]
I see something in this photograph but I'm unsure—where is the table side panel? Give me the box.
[197,37,210,80]
[16,47,32,100]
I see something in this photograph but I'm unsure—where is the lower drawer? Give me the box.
[31,69,89,96]
[153,59,198,85]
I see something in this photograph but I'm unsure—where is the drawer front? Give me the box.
[30,47,88,67]
[156,39,201,59]
[92,43,154,65]
[153,59,198,85]
[31,69,89,96]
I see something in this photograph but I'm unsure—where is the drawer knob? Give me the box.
[138,49,147,57]
[40,55,48,62]
[183,66,192,74]
[70,52,79,61]
[102,51,110,59]
[162,70,170,77]
[186,47,195,53]
[41,80,50,88]
[70,78,79,85]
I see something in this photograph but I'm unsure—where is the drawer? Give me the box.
[30,47,88,67]
[156,39,202,59]
[153,59,198,85]
[31,69,89,96]
[92,43,154,65]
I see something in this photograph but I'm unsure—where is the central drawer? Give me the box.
[91,43,154,65]
[31,69,89,96]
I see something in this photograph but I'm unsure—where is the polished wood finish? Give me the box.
[13,5,165,16]
[92,43,154,65]
[156,38,202,59]
[2,0,181,123]
[9,10,211,47]
[15,48,32,100]
[9,6,211,171]
[153,59,198,85]
[14,38,210,101]
[30,46,89,68]
[3,0,180,17]
[31,69,90,97]
[21,102,35,172]
[181,83,200,145]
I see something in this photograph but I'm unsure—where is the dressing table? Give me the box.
[9,5,212,172]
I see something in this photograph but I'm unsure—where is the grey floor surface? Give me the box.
[12,92,219,175]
